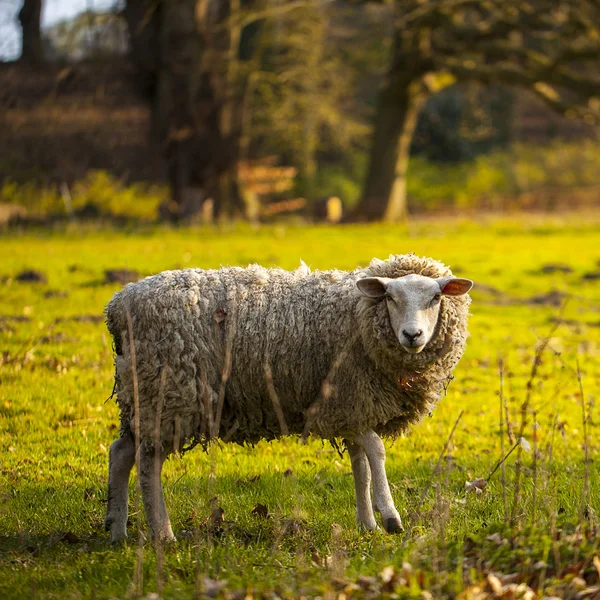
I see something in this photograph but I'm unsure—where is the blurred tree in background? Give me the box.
[18,0,42,63]
[2,0,600,222]
[352,0,600,222]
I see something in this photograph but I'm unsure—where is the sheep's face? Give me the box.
[357,274,472,353]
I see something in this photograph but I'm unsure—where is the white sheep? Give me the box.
[104,254,472,542]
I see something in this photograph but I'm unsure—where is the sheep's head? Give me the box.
[357,274,472,354]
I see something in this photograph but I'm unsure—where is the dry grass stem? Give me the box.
[125,303,143,595]
[531,409,538,528]
[154,367,167,594]
[498,357,508,523]
[403,409,464,543]
[577,360,591,526]
[264,360,289,436]
[213,290,238,439]
[509,323,558,527]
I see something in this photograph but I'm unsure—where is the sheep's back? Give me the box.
[106,266,357,449]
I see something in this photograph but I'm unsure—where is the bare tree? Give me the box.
[18,0,43,62]
[353,0,600,222]
[125,0,315,221]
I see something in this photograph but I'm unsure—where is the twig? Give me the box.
[577,359,591,527]
[487,440,520,482]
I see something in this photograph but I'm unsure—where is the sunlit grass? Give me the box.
[1,214,599,598]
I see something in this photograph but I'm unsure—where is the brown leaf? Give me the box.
[357,575,378,591]
[202,576,228,598]
[235,475,260,487]
[251,503,269,519]
[593,556,600,578]
[465,478,487,494]
[210,507,224,527]
[283,468,293,477]
[61,532,80,544]
[487,573,502,594]
[577,586,600,598]
[486,532,506,545]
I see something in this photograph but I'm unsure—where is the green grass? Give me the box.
[1,214,600,599]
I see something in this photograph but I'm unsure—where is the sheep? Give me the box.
[104,254,472,542]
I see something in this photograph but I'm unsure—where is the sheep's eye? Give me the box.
[431,294,441,305]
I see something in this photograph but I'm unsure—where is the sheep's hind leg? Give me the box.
[345,441,379,531]
[105,433,135,543]
[353,429,403,534]
[139,442,176,542]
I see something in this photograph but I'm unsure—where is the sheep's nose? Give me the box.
[402,329,423,344]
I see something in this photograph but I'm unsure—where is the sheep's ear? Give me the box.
[437,277,473,296]
[357,277,389,298]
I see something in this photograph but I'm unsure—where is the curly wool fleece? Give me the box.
[105,254,470,452]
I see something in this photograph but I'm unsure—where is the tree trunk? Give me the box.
[352,76,423,222]
[384,93,425,222]
[352,16,427,222]
[19,0,43,63]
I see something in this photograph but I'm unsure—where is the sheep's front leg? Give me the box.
[139,442,176,542]
[105,433,135,543]
[353,429,403,533]
[345,441,379,531]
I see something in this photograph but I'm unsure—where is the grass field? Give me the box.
[1,214,600,599]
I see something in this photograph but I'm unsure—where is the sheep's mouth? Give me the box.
[401,343,425,354]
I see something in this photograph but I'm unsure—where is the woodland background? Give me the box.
[1,0,599,225]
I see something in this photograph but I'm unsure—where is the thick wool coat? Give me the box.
[105,254,470,453]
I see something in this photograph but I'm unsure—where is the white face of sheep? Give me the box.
[357,274,473,354]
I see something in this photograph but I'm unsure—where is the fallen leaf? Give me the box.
[487,573,502,594]
[61,532,80,544]
[486,533,505,545]
[251,503,269,519]
[202,577,228,598]
[380,565,395,584]
[593,555,600,578]
[519,437,532,453]
[465,478,487,494]
[210,507,224,528]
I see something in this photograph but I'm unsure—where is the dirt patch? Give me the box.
[582,271,600,281]
[536,263,573,274]
[104,269,140,285]
[549,316,600,329]
[470,283,514,305]
[40,332,79,344]
[15,269,46,283]
[527,290,569,307]
[44,290,69,299]
[55,314,104,324]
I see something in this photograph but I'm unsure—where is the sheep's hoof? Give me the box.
[384,517,403,534]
